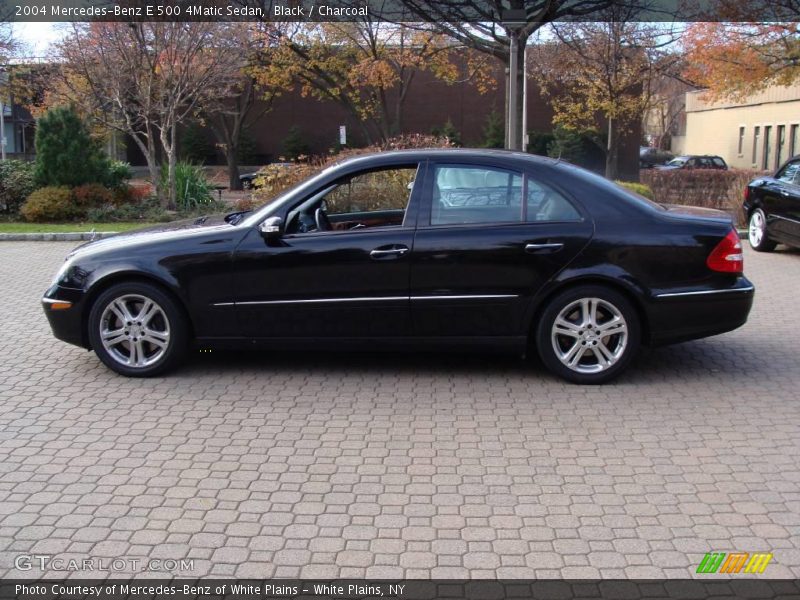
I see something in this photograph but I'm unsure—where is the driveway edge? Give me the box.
[0,232,119,242]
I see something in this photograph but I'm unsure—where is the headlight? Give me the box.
[50,257,74,288]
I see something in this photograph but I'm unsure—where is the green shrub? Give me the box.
[527,131,555,156]
[615,180,655,200]
[180,121,214,163]
[86,196,174,223]
[104,161,132,189]
[0,159,37,214]
[482,110,505,149]
[547,126,605,173]
[34,106,111,187]
[20,186,77,222]
[162,162,214,210]
[237,131,258,164]
[432,119,462,147]
[282,126,310,161]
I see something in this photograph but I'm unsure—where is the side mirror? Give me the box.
[258,216,283,239]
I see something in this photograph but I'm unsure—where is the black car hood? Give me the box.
[70,215,237,258]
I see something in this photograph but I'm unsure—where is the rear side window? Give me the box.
[712,157,726,168]
[431,165,522,225]
[430,164,581,225]
[527,179,581,222]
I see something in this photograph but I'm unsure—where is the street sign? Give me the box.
[339,126,347,146]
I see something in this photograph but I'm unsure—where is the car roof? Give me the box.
[331,148,563,169]
[676,155,724,159]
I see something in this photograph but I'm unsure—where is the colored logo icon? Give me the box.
[696,552,773,574]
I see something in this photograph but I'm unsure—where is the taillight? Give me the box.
[744,186,750,201]
[707,229,743,273]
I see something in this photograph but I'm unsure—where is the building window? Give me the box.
[752,126,760,165]
[763,125,772,170]
[777,125,786,168]
[737,126,745,155]
[791,124,799,158]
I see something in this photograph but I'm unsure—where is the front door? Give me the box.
[768,159,800,243]
[232,163,422,338]
[410,162,593,338]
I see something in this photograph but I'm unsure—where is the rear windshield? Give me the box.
[555,162,665,211]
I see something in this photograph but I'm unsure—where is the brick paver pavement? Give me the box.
[0,241,799,579]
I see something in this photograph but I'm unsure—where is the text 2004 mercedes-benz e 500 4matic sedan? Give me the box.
[42,149,754,384]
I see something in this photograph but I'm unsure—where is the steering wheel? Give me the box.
[315,207,332,232]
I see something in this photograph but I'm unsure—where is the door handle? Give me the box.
[525,242,564,253]
[370,246,409,259]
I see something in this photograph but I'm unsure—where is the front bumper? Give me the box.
[42,285,90,349]
[647,277,755,346]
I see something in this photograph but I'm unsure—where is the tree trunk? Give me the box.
[227,148,241,191]
[160,124,178,209]
[605,117,619,180]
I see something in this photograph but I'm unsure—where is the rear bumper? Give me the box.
[42,285,89,349]
[647,277,755,346]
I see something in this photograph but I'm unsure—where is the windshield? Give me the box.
[666,158,687,167]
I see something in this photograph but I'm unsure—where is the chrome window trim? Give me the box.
[212,294,519,307]
[772,214,800,225]
[655,286,754,299]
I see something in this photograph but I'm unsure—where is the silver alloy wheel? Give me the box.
[551,297,628,374]
[749,210,766,247]
[99,294,171,368]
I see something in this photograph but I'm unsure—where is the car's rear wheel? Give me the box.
[535,285,640,384]
[748,209,776,252]
[88,281,188,377]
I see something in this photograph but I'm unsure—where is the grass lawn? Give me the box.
[0,222,156,234]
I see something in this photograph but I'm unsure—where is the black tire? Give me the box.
[87,281,188,377]
[747,208,777,252]
[535,285,641,384]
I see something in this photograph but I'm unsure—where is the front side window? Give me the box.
[285,165,417,234]
[776,160,800,185]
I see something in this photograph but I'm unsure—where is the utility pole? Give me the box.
[503,8,526,151]
[522,43,528,152]
[0,68,6,161]
[507,31,519,150]
[0,99,6,161]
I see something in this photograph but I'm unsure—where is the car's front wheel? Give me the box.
[88,281,188,377]
[748,208,776,252]
[535,286,640,384]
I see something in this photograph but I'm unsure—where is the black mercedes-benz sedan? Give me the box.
[743,155,800,251]
[42,149,754,384]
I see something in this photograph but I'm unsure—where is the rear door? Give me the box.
[409,161,593,338]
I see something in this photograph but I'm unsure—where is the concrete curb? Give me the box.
[0,232,119,242]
